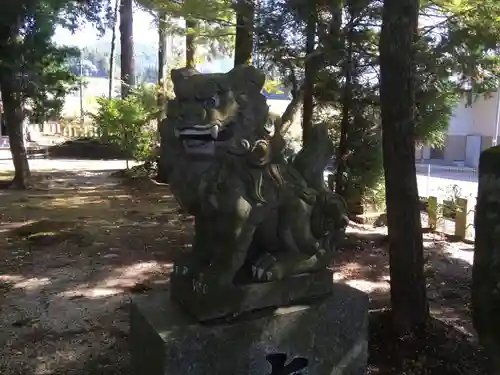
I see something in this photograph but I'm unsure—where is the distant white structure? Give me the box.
[417,88,500,167]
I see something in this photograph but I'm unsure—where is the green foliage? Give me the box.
[0,0,113,115]
[256,0,500,147]
[416,0,500,141]
[90,86,159,164]
[415,79,461,147]
[28,45,81,123]
[255,0,500,211]
[343,114,386,212]
[131,83,163,118]
[138,0,236,60]
[0,0,113,187]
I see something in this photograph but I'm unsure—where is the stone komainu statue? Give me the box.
[159,65,349,321]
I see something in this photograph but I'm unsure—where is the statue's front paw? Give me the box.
[338,213,349,229]
[251,253,281,282]
[198,266,236,289]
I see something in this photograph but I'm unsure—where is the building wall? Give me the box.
[448,90,500,137]
[448,99,474,135]
[443,134,466,162]
[472,91,500,137]
[421,89,500,165]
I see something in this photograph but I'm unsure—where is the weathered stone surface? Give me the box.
[171,268,334,321]
[159,65,350,312]
[472,145,500,373]
[130,283,368,375]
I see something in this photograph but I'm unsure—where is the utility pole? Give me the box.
[493,85,500,146]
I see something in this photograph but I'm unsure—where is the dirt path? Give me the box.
[0,170,478,374]
[0,171,190,375]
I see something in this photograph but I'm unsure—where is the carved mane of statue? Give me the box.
[159,65,349,321]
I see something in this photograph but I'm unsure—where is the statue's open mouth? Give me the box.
[174,122,234,155]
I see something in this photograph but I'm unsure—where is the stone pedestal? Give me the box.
[130,283,369,375]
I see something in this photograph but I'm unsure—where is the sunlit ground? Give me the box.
[0,168,187,374]
[0,165,478,374]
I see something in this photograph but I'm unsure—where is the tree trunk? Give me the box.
[233,0,254,66]
[108,0,120,99]
[120,0,134,98]
[272,89,304,159]
[301,3,316,145]
[158,11,168,126]
[185,19,197,68]
[0,74,30,189]
[379,0,428,336]
[335,27,353,197]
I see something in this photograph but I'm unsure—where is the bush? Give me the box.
[47,137,131,159]
[90,85,160,168]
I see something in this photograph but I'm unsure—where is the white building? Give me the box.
[417,89,500,167]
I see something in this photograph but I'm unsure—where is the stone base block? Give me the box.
[170,268,334,322]
[130,283,369,375]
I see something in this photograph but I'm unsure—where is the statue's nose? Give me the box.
[181,104,207,123]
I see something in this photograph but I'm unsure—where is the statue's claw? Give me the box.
[251,253,278,281]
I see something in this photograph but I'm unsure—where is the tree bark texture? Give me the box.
[335,31,353,197]
[108,0,120,99]
[301,3,316,145]
[158,11,168,124]
[379,0,429,335]
[120,0,135,98]
[234,0,254,66]
[0,73,30,189]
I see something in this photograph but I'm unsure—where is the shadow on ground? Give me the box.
[336,228,475,335]
[0,170,189,375]
[338,228,485,374]
[0,169,484,374]
[47,138,132,160]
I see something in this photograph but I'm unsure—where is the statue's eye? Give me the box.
[204,94,220,109]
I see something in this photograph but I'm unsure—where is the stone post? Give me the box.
[472,146,500,375]
[454,197,474,240]
[427,196,441,230]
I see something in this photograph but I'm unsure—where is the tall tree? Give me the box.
[233,0,254,66]
[137,0,236,66]
[301,1,316,145]
[0,1,110,189]
[0,74,30,189]
[185,18,197,68]
[120,0,135,97]
[109,0,120,99]
[333,1,354,197]
[379,0,429,336]
[157,11,168,124]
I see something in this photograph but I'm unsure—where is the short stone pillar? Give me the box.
[472,146,500,374]
[130,283,368,375]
